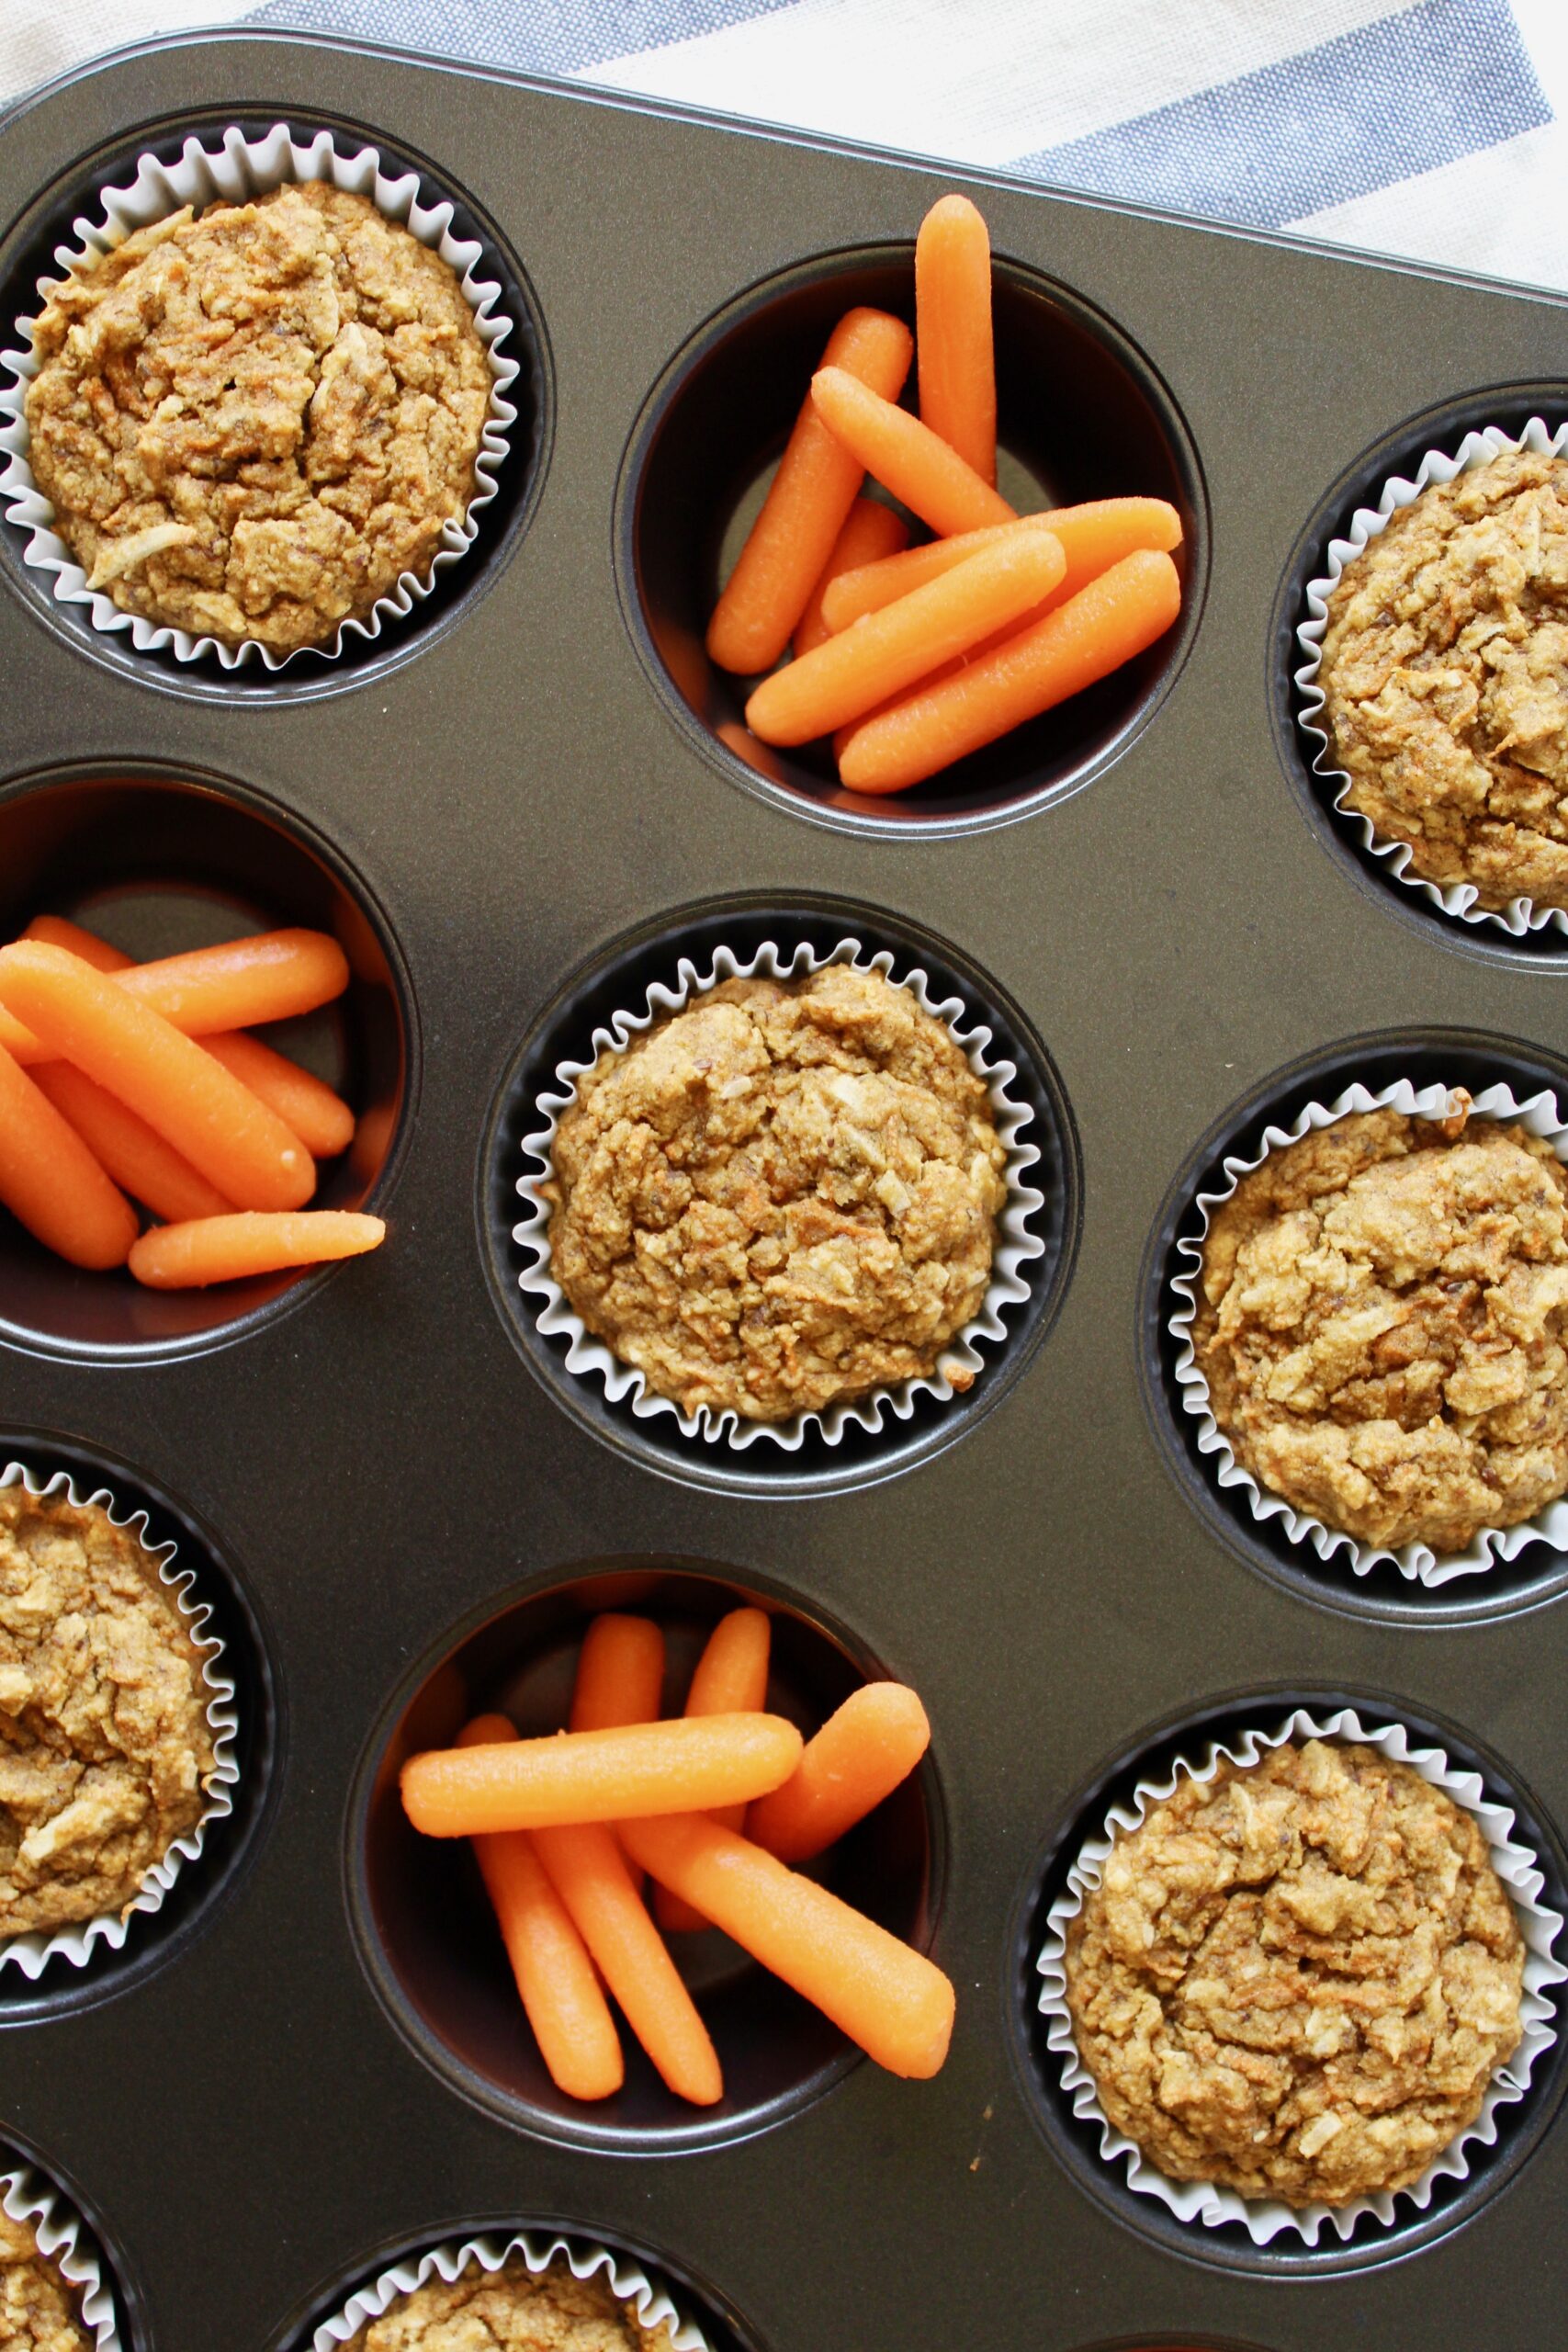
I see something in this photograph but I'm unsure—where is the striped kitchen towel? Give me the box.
[3,0,1567,294]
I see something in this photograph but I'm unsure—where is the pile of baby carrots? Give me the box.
[400,1607,948,2104]
[0,913,384,1288]
[707,191,1184,793]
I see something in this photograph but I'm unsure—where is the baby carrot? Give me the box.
[706,306,914,674]
[916,194,996,485]
[810,366,1014,537]
[400,1713,804,1838]
[0,929,350,1067]
[0,1041,139,1269]
[621,1814,954,2079]
[0,944,315,1211]
[839,547,1182,794]
[33,1064,233,1226]
[820,500,1182,633]
[659,1607,773,1933]
[745,529,1065,746]
[20,913,131,969]
[747,1684,931,1864]
[128,1210,385,1289]
[534,1822,723,2106]
[457,1714,624,2102]
[570,1614,668,1733]
[793,499,910,658]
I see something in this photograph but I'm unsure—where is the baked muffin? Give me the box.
[0,1486,217,1939]
[344,2256,678,2350]
[1192,1099,1568,1552]
[0,2203,91,2352]
[544,964,1010,1421]
[1064,1737,1526,2206]
[1316,449,1568,911]
[24,181,492,652]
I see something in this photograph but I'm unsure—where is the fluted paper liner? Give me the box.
[0,1460,239,1978]
[1036,1704,1566,2246]
[1168,1076,1568,1586]
[1296,415,1568,936]
[310,2227,711,2350]
[0,2162,120,2349]
[513,936,1046,1450]
[0,122,521,671]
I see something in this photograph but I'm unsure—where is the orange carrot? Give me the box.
[33,1064,233,1226]
[748,1684,931,1863]
[457,1713,624,2102]
[0,929,350,1067]
[570,1614,668,1734]
[745,529,1064,746]
[621,1814,953,2079]
[916,194,996,485]
[534,1822,723,2106]
[820,500,1183,633]
[0,944,315,1211]
[20,914,132,970]
[658,1607,773,1934]
[128,1210,385,1289]
[793,499,910,658]
[810,366,1014,537]
[401,1713,804,1838]
[707,307,914,674]
[0,1041,138,1269]
[839,547,1182,794]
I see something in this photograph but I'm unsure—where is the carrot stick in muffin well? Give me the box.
[0,1040,139,1269]
[570,1614,668,1734]
[128,1210,385,1289]
[400,1713,804,1838]
[916,193,996,485]
[819,499,1183,632]
[0,929,349,1065]
[810,366,1015,537]
[658,1607,773,1933]
[793,497,911,658]
[33,1063,234,1226]
[748,1683,931,1864]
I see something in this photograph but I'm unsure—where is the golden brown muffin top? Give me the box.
[344,2256,679,2350]
[0,2205,92,2352]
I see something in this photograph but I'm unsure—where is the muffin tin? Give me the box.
[3,27,1568,2352]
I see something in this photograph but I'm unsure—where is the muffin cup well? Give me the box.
[1168,1075,1568,1587]
[308,2227,711,2350]
[0,1459,239,1980]
[0,2162,120,2350]
[1035,1703,1566,2248]
[0,121,521,673]
[1295,414,1568,937]
[512,935,1045,1452]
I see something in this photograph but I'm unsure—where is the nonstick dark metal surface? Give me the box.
[2,28,1568,2352]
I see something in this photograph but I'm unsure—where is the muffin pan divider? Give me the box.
[4,28,1568,2351]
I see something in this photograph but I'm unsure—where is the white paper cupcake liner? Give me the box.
[513,935,1047,1451]
[0,1459,239,1978]
[0,2161,121,2349]
[1295,414,1568,936]
[0,121,522,672]
[309,2227,712,2350]
[1036,1703,1567,2247]
[1168,1076,1568,1587]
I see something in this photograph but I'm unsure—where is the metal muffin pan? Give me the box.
[2,27,1568,2352]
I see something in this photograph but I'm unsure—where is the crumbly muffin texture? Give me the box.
[344,2256,678,2351]
[545,965,1010,1422]
[0,1487,216,1939]
[1317,449,1568,910]
[1065,1738,1526,2207]
[0,2206,91,2352]
[24,181,491,651]
[1193,1102,1568,1553]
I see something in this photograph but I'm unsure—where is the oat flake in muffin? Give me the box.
[344,2256,678,2351]
[1192,1100,1568,1553]
[1316,448,1568,912]
[23,182,491,652]
[1064,1737,1526,2207]
[0,1486,216,1940]
[0,2205,90,2352]
[544,964,1010,1423]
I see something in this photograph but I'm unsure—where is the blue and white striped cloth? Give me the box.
[4,1,1568,296]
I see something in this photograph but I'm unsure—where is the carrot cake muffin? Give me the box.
[0,2204,91,2352]
[1316,449,1568,911]
[23,181,491,651]
[544,964,1010,1421]
[0,1486,216,1939]
[1064,1738,1526,2206]
[1192,1100,1568,1552]
[344,2256,678,2350]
